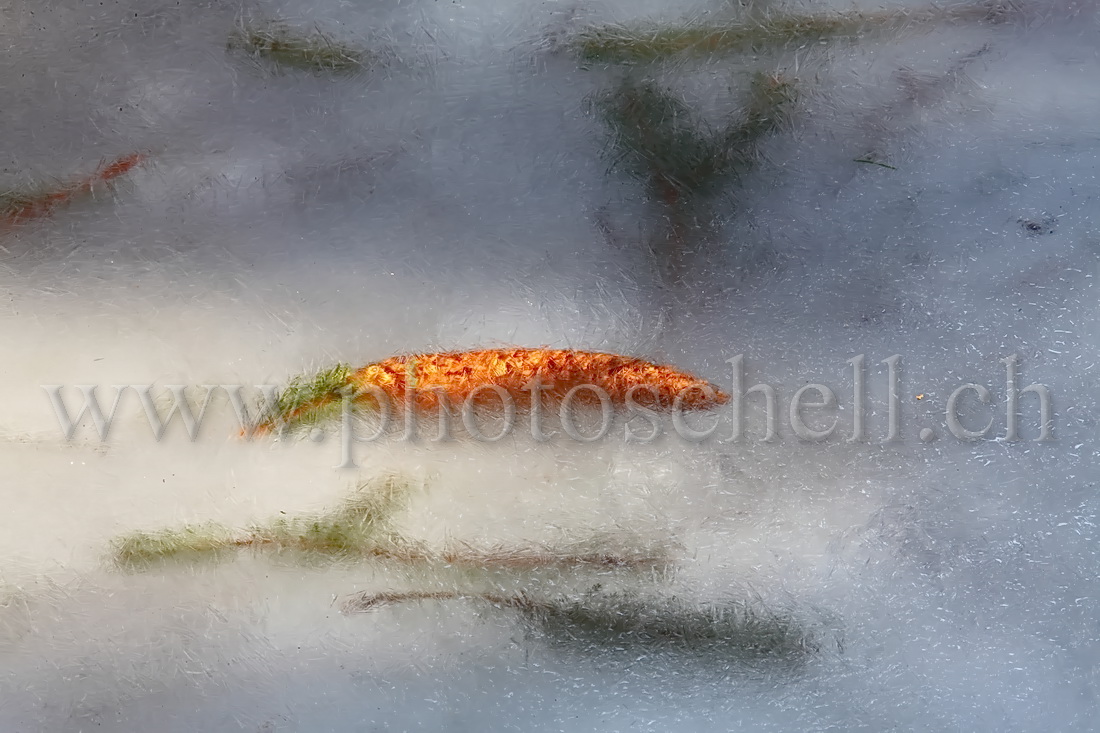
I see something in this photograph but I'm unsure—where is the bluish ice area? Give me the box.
[0,0,1098,730]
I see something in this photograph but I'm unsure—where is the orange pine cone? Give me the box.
[351,348,728,411]
[252,348,729,435]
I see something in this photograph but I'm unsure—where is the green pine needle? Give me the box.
[258,362,354,435]
[252,474,409,557]
[112,523,237,568]
[111,474,413,569]
[227,23,376,75]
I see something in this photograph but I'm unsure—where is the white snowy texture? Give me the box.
[1,0,1099,730]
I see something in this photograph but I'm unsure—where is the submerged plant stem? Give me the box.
[0,153,146,227]
[596,73,797,289]
[346,588,816,657]
[112,475,670,570]
[573,3,1008,63]
[853,158,898,170]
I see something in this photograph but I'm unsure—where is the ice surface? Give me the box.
[1,0,1099,730]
